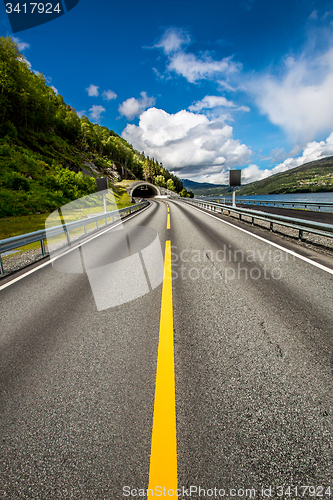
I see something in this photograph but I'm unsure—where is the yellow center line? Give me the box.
[148,240,177,496]
[167,213,170,229]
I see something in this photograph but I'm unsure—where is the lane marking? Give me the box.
[0,204,152,291]
[167,213,171,229]
[182,202,333,276]
[148,240,177,496]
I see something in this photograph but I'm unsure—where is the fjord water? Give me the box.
[208,192,333,212]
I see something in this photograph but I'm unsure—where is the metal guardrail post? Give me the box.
[40,239,46,256]
[0,254,4,276]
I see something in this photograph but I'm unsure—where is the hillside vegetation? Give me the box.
[238,156,333,195]
[0,36,186,218]
[184,157,333,197]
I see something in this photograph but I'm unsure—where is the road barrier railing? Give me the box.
[199,197,333,212]
[179,198,333,242]
[0,200,149,276]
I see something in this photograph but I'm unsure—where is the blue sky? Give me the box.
[2,0,333,184]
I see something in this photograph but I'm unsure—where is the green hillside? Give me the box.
[237,156,333,195]
[187,157,333,197]
[0,36,184,219]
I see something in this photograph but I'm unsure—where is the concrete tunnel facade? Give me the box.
[129,182,161,199]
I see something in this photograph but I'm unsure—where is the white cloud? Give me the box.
[18,56,31,69]
[308,10,318,20]
[122,107,252,178]
[193,163,272,185]
[119,91,156,120]
[86,84,99,97]
[167,52,241,83]
[241,164,271,183]
[154,28,241,83]
[271,132,333,174]
[236,132,333,186]
[102,89,117,101]
[154,27,191,54]
[76,110,86,118]
[50,85,58,95]
[218,80,238,92]
[89,105,105,123]
[247,45,333,141]
[12,36,30,51]
[189,95,250,112]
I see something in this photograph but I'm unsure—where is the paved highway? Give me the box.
[1,199,333,499]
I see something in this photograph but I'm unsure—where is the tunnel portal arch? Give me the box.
[130,182,161,199]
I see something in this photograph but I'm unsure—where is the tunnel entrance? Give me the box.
[132,184,159,198]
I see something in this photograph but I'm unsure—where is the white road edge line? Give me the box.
[185,202,333,276]
[0,203,151,291]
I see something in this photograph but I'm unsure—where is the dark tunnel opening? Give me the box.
[132,184,158,198]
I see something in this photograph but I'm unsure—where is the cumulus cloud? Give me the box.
[234,132,333,186]
[189,95,250,113]
[86,84,99,97]
[271,132,333,174]
[241,164,271,183]
[89,105,105,123]
[122,107,252,178]
[102,89,117,101]
[154,27,241,83]
[12,36,30,51]
[247,45,333,141]
[119,92,156,120]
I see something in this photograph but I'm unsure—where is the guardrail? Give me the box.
[180,198,333,242]
[198,197,333,212]
[0,200,149,276]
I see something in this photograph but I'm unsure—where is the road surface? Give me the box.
[1,199,333,499]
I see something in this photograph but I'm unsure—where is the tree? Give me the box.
[166,179,175,191]
[154,175,166,187]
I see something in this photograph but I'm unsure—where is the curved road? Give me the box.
[1,199,333,499]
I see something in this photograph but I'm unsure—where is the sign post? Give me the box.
[96,178,108,213]
[229,170,241,207]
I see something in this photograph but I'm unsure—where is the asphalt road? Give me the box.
[1,199,333,499]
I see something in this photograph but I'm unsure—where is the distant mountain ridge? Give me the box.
[182,179,227,190]
[238,155,333,195]
[182,178,228,196]
[182,156,333,196]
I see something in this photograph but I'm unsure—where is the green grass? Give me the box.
[0,212,50,240]
[0,189,133,242]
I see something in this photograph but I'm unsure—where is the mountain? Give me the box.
[182,179,229,196]
[237,156,333,195]
[182,156,333,197]
[0,36,183,218]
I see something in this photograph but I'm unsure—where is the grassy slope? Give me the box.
[238,156,333,195]
[188,157,333,196]
[0,128,135,238]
